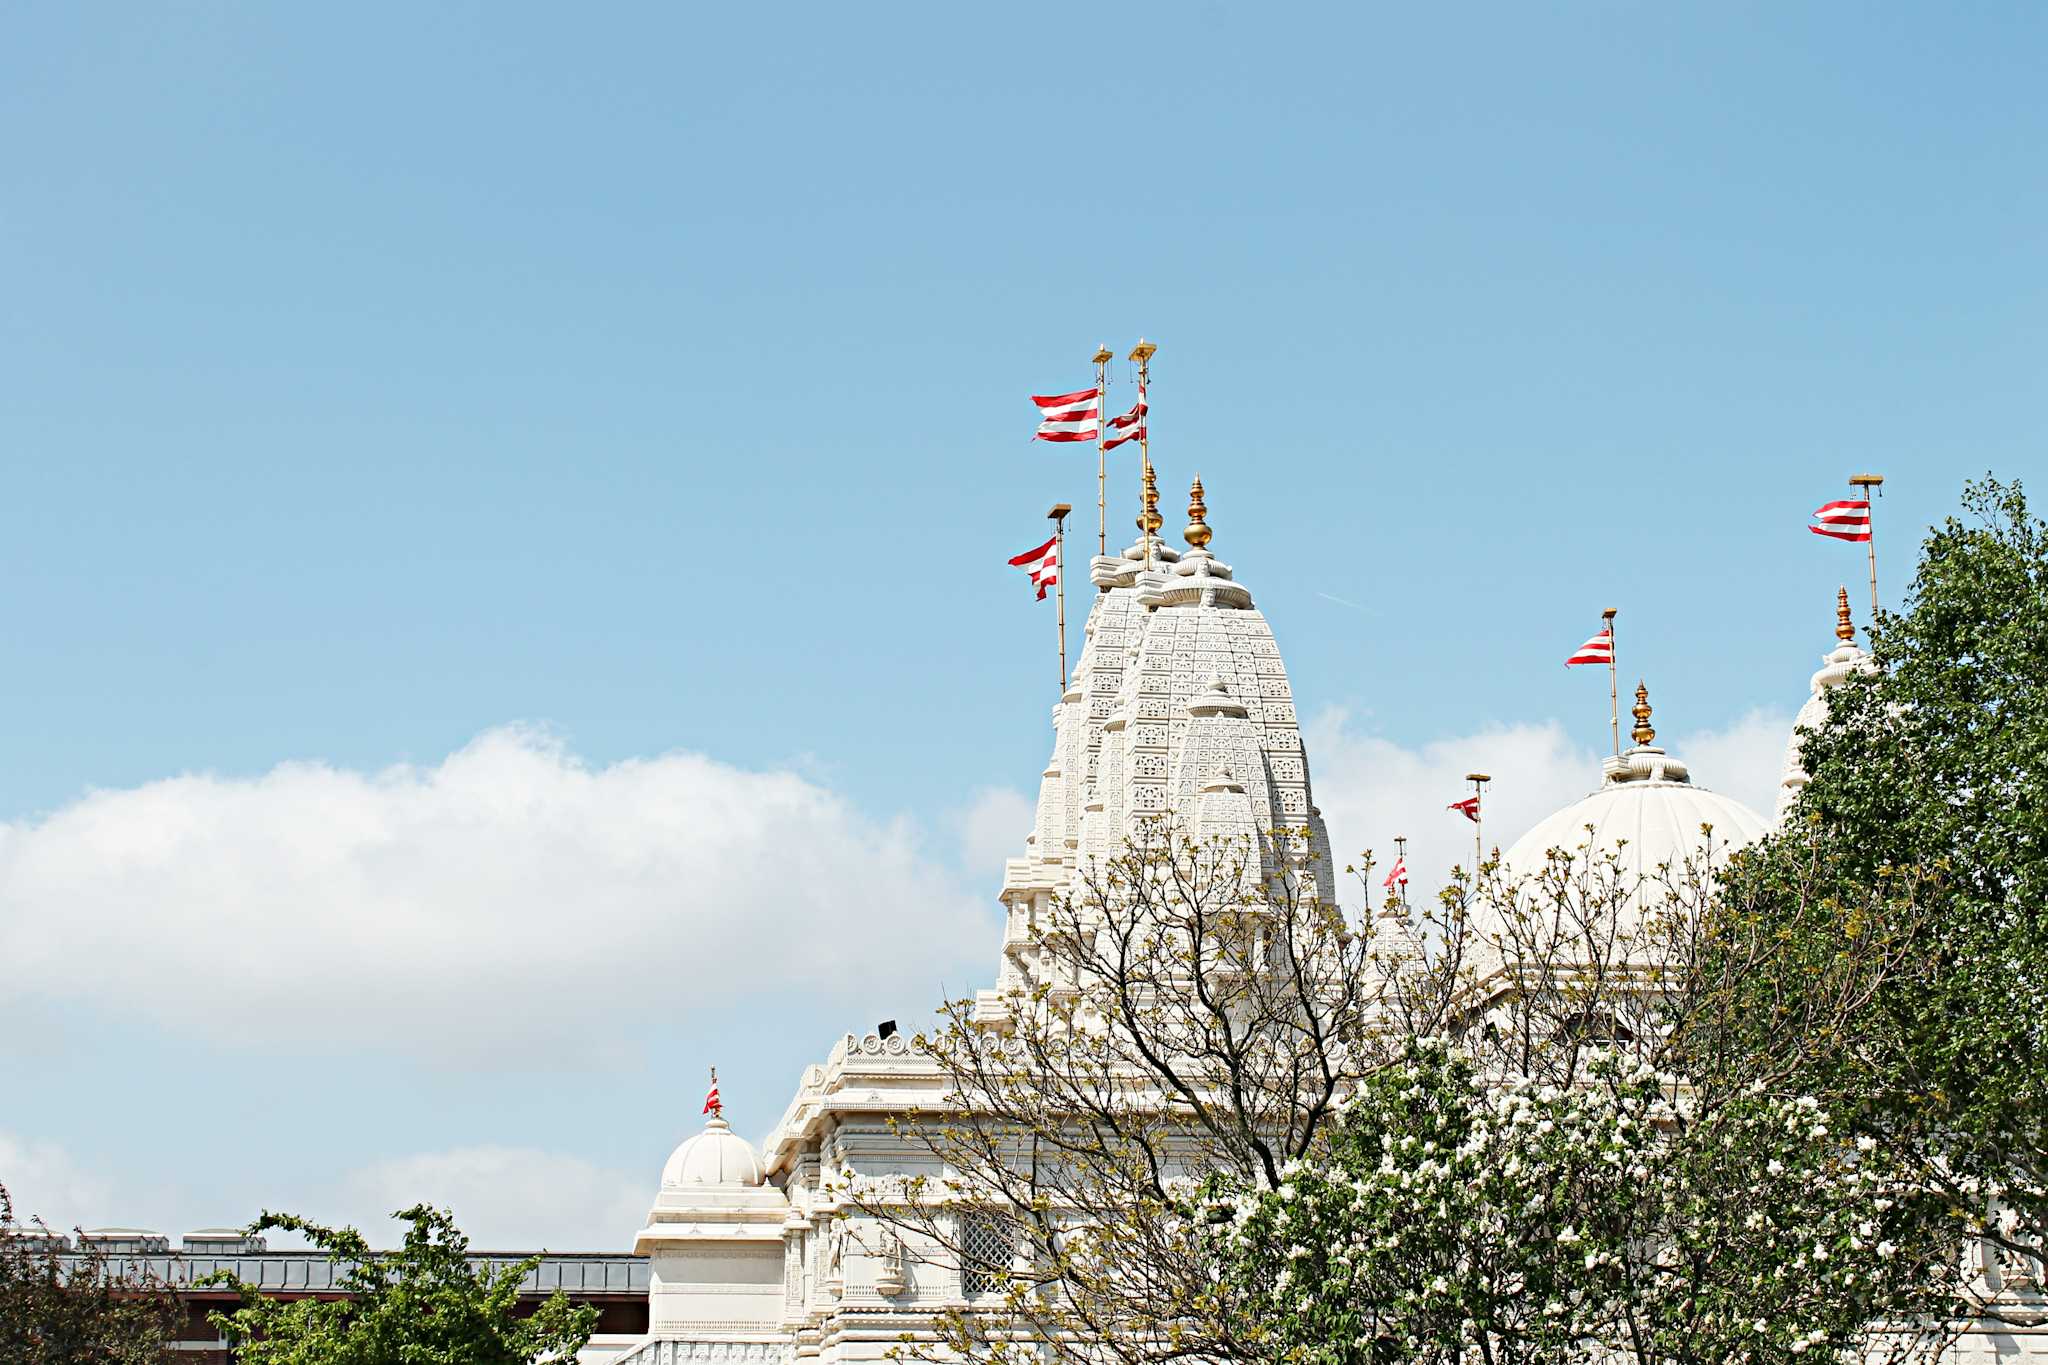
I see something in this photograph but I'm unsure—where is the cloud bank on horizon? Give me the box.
[0,707,1791,1246]
[0,727,993,1062]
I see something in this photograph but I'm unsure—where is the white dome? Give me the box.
[1503,761,1768,890]
[660,1116,764,1188]
[1497,689,1767,944]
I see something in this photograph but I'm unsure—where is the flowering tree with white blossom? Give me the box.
[1203,1039,1957,1365]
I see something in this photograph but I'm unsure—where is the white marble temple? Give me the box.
[602,513,2041,1365]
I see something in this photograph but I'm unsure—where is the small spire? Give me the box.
[1137,461,1163,538]
[1835,586,1855,643]
[1185,475,1212,548]
[1630,681,1656,747]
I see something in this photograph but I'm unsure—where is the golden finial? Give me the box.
[1137,461,1163,538]
[1835,586,1855,643]
[1630,681,1655,747]
[1185,475,1212,549]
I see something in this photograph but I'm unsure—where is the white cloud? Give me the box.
[0,1133,114,1229]
[1304,706,1794,905]
[0,1130,653,1251]
[1304,712,1593,904]
[1681,707,1794,820]
[330,1146,647,1251]
[952,786,1035,886]
[0,727,992,1063]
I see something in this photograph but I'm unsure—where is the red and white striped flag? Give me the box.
[1810,499,1873,543]
[1566,625,1613,667]
[702,1074,722,1116]
[1031,388,1100,443]
[1009,534,1060,601]
[1103,383,1147,451]
[1381,855,1409,889]
[1447,795,1480,823]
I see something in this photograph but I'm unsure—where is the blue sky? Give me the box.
[1,3,2043,1247]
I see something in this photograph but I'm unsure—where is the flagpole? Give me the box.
[1465,772,1490,871]
[1129,339,1158,569]
[1851,473,1883,623]
[1048,502,1071,690]
[1093,345,1112,561]
[1603,607,1620,759]
[1394,834,1408,911]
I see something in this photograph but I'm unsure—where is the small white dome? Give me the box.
[660,1116,764,1188]
[1775,593,1877,827]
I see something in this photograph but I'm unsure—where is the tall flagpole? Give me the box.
[1603,607,1620,758]
[1465,772,1490,871]
[1129,340,1158,568]
[1048,503,1071,690]
[1394,834,1408,911]
[1092,345,1112,560]
[1851,473,1884,623]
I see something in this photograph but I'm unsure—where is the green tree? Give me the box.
[205,1205,596,1365]
[1710,476,2048,1297]
[0,1183,179,1365]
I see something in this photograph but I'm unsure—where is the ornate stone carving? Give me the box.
[871,1232,907,1297]
[844,1031,913,1057]
[610,1342,794,1365]
[821,1221,845,1298]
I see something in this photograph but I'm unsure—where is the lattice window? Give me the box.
[958,1213,1013,1300]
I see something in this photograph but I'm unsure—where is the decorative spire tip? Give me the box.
[1835,586,1855,643]
[1185,475,1211,548]
[1137,461,1163,538]
[1630,681,1656,747]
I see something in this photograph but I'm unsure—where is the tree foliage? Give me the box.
[1710,476,2048,1297]
[204,1205,596,1365]
[0,1183,179,1365]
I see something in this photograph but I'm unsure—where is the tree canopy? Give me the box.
[1711,475,2048,1298]
[205,1205,595,1365]
[0,1184,178,1365]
